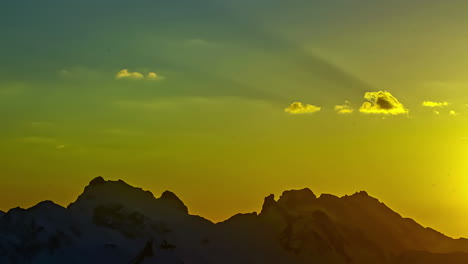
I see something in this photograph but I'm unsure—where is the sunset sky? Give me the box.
[1,0,468,237]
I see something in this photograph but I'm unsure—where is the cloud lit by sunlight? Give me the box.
[359,91,408,115]
[147,72,159,80]
[285,102,321,114]
[116,69,144,80]
[335,101,354,114]
[422,101,450,107]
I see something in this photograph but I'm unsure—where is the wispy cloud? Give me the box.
[19,136,66,150]
[284,102,321,114]
[359,91,408,115]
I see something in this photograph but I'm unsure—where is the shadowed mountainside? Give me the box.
[0,177,467,264]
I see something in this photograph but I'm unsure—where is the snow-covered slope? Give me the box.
[0,177,467,264]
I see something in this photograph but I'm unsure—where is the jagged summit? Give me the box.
[278,188,316,206]
[89,176,106,186]
[68,177,189,218]
[260,188,375,214]
[160,191,188,214]
[260,188,317,214]
[260,194,276,214]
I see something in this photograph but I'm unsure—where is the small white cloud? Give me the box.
[116,69,144,80]
[335,101,354,114]
[449,110,459,116]
[116,69,163,81]
[422,101,450,107]
[147,72,163,80]
[56,145,66,150]
[285,102,321,114]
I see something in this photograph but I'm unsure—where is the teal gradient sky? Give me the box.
[1,0,468,237]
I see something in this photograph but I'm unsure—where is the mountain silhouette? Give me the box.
[0,177,467,264]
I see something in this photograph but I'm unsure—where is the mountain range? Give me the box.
[1,177,467,264]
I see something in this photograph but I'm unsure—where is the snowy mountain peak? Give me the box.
[67,177,190,224]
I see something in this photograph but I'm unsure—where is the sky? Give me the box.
[1,0,468,237]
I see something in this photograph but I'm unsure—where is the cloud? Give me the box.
[116,69,163,81]
[433,110,440,115]
[422,101,450,107]
[335,101,354,114]
[147,72,163,80]
[116,69,144,80]
[449,110,459,116]
[285,102,321,114]
[359,91,408,115]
